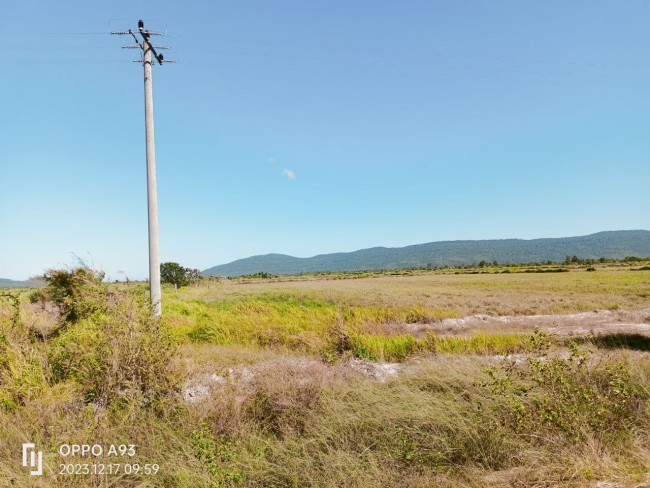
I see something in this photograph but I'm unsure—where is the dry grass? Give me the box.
[177,268,650,317]
[1,267,650,487]
[159,269,650,362]
[182,350,650,488]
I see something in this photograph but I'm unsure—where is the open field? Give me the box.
[181,265,650,315]
[162,266,650,361]
[1,265,649,486]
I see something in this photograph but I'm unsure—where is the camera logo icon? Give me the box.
[22,443,43,476]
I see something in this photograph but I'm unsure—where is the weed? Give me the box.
[31,266,107,324]
[192,423,243,485]
[484,338,650,444]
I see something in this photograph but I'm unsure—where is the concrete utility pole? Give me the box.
[142,25,162,317]
[112,20,171,317]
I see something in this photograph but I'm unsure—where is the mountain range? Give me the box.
[0,278,44,289]
[202,230,650,277]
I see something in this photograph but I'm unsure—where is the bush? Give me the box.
[14,266,183,410]
[48,292,180,410]
[484,336,650,443]
[32,266,107,323]
[0,294,47,411]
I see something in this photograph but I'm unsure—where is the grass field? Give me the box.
[1,264,649,486]
[179,265,650,315]
[162,266,650,361]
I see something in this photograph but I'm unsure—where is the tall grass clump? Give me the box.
[188,348,650,487]
[0,267,196,486]
[0,291,49,412]
[166,293,528,362]
[38,267,182,410]
[29,267,108,323]
[326,330,528,362]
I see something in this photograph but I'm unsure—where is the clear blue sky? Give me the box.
[1,1,649,281]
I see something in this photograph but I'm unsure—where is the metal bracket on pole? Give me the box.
[111,20,174,317]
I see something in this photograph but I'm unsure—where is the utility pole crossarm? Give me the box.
[113,19,173,317]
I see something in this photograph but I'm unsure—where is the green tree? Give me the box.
[160,262,189,289]
[186,268,203,287]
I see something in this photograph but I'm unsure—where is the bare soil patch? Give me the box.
[424,307,650,337]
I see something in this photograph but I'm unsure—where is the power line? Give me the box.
[0,32,109,36]
[176,48,650,82]
[1,27,646,88]
[112,19,173,317]
[175,58,646,92]
[3,44,648,83]
[172,34,650,72]
[0,45,118,49]
[2,29,647,72]
[3,60,133,65]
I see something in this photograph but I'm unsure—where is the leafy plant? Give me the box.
[484,333,650,442]
[30,266,106,323]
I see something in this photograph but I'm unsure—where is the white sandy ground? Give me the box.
[418,307,650,337]
[183,308,650,404]
[183,357,400,404]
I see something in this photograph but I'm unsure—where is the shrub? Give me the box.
[20,266,184,410]
[191,423,243,484]
[48,292,180,410]
[0,292,21,329]
[33,266,107,323]
[484,337,650,443]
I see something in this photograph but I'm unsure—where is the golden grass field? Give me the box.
[1,264,649,487]
[163,266,650,361]
[180,265,650,313]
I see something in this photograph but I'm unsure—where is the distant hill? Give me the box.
[202,230,650,277]
[0,278,44,289]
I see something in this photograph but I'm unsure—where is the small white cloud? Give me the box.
[268,157,277,163]
[282,169,296,180]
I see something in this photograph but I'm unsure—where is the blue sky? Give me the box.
[1,1,649,280]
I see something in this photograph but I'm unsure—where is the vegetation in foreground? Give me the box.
[0,267,649,487]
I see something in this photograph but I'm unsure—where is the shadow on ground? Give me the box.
[586,333,650,352]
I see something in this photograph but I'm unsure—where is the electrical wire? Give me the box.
[0,32,109,35]
[1,30,648,72]
[176,59,646,91]
[1,29,647,88]
[175,48,650,82]
[172,34,650,72]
